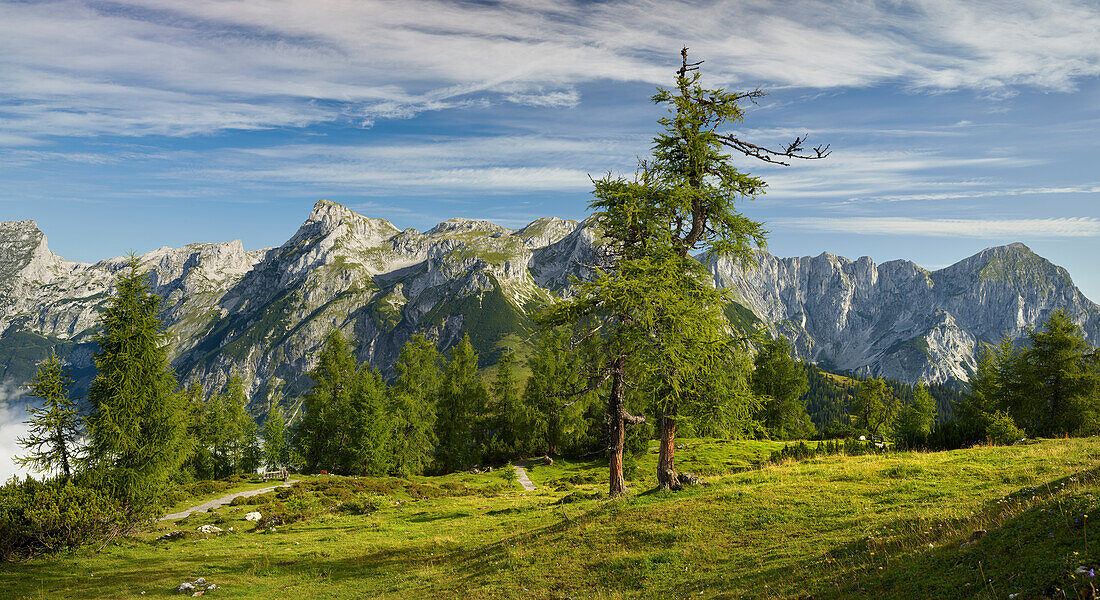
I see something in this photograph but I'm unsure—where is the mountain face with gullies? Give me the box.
[709,243,1100,383]
[1,200,1097,416]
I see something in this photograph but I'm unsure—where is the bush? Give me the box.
[0,478,126,560]
[987,411,1025,445]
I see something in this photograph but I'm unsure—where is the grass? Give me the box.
[5,438,1100,599]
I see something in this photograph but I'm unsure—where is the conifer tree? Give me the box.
[434,335,488,473]
[85,255,187,518]
[295,330,359,474]
[492,350,523,458]
[262,401,289,470]
[16,352,82,481]
[351,366,392,476]
[388,335,441,476]
[894,384,936,448]
[544,48,827,494]
[180,382,213,480]
[1024,309,1100,435]
[751,337,811,439]
[848,378,896,437]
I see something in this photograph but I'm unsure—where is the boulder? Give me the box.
[244,511,262,522]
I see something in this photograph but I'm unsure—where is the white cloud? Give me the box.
[0,381,31,483]
[772,216,1100,238]
[2,0,1099,141]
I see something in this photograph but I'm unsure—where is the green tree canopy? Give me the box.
[85,255,187,518]
[16,352,82,481]
[751,337,811,440]
[387,334,441,477]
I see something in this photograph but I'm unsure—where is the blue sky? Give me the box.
[1,0,1099,300]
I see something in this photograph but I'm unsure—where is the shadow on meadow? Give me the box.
[802,467,1100,599]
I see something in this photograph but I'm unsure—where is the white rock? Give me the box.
[244,512,262,522]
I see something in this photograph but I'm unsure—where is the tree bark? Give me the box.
[608,359,628,497]
[656,406,681,490]
[607,356,645,497]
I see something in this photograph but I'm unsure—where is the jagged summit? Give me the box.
[1,210,1096,410]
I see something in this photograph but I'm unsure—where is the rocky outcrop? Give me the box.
[710,243,1100,383]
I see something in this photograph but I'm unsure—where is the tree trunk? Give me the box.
[608,361,628,497]
[656,406,681,490]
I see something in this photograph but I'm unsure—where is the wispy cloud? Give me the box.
[2,0,1099,141]
[772,216,1100,238]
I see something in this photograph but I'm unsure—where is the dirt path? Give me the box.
[160,480,299,521]
[513,464,536,491]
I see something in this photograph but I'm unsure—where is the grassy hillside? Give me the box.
[5,438,1100,599]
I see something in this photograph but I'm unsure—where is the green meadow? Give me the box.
[5,437,1099,599]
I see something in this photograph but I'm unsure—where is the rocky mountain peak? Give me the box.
[294,200,400,248]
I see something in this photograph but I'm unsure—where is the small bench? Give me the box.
[261,468,289,482]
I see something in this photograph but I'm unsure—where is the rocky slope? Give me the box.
[1,201,1097,414]
[710,243,1100,383]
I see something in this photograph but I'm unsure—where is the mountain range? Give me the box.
[2,199,1097,414]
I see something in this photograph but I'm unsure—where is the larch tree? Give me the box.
[388,334,441,476]
[644,48,828,490]
[16,351,82,481]
[85,255,187,519]
[894,384,937,448]
[263,401,289,471]
[295,330,359,474]
[491,350,524,458]
[849,378,897,438]
[544,48,827,494]
[433,335,488,473]
[751,337,811,440]
[1024,309,1100,436]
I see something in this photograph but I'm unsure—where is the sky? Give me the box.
[1,0,1099,301]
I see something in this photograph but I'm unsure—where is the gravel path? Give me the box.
[514,464,536,491]
[160,480,299,521]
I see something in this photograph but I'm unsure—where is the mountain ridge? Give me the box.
[1,200,1097,414]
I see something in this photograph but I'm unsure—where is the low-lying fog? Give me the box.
[0,381,33,482]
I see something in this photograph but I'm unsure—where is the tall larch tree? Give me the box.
[16,351,82,481]
[85,255,187,518]
[433,335,488,473]
[644,48,828,489]
[388,335,441,476]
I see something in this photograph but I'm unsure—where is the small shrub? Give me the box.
[987,411,1025,445]
[0,478,126,560]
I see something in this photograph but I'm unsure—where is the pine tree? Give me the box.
[388,335,440,477]
[15,352,82,481]
[85,255,187,518]
[434,335,488,473]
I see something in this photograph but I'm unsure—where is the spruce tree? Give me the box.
[15,352,82,481]
[388,335,441,476]
[85,255,187,518]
